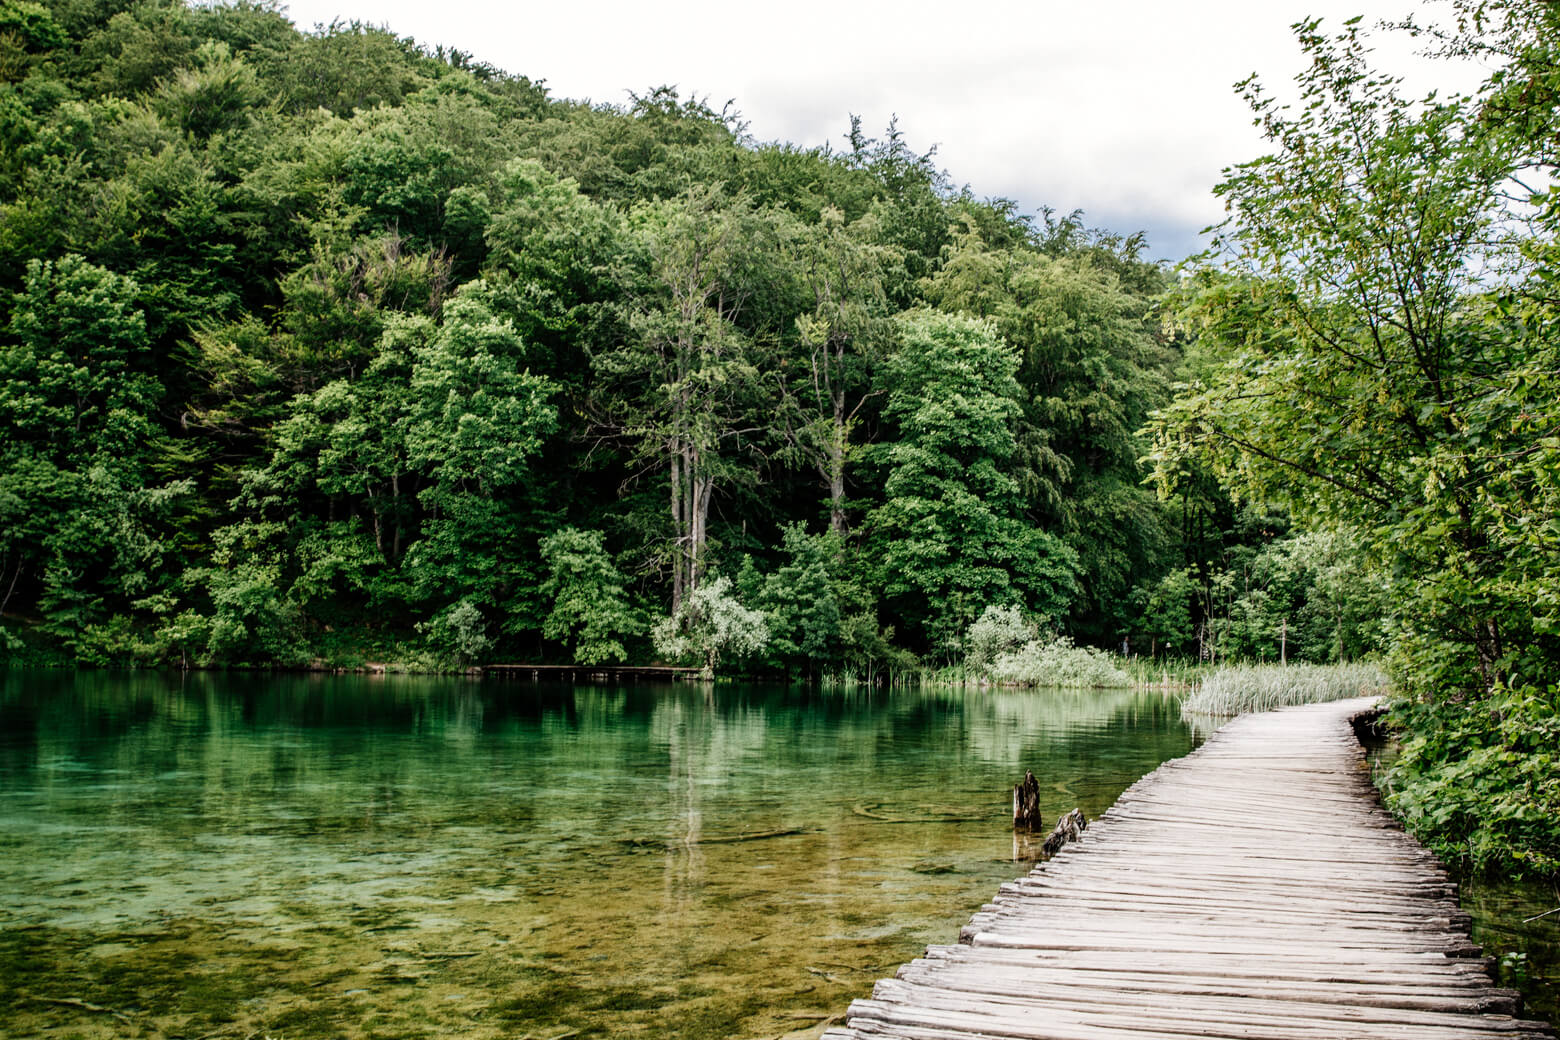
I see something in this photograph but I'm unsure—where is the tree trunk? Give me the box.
[391,472,403,562]
[670,444,684,614]
[0,554,22,616]
[1012,770,1042,831]
[829,386,849,537]
[692,472,712,594]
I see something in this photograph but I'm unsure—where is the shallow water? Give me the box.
[0,671,1194,1039]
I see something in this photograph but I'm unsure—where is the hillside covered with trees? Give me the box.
[0,0,1357,676]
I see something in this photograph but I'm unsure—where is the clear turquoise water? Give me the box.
[0,671,1194,1038]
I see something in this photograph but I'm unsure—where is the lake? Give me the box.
[1,671,1550,1038]
[0,672,1191,1038]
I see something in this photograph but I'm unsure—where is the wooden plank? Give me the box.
[871,977,1532,1032]
[895,960,1522,1012]
[840,995,1551,1040]
[918,943,1505,980]
[916,950,1494,980]
[821,697,1557,1040]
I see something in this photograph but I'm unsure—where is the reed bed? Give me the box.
[1180,661,1390,716]
[1123,656,1211,691]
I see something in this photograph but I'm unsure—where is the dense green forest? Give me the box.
[0,0,1556,872]
[0,0,1355,675]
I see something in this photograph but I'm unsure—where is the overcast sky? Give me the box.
[279,0,1485,262]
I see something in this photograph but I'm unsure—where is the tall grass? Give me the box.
[1180,661,1390,716]
[1123,656,1211,690]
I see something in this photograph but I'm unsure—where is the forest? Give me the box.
[0,0,1556,875]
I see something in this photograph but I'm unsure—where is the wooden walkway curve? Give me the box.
[823,696,1556,1040]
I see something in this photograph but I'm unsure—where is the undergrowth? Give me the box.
[1382,684,1560,879]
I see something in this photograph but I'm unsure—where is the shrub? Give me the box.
[650,576,768,679]
[1383,684,1560,879]
[988,635,1132,689]
[964,604,1033,672]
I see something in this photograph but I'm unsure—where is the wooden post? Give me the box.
[1012,770,1042,831]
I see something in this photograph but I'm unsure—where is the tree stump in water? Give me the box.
[1012,770,1042,830]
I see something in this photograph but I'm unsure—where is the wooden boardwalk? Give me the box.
[483,663,702,682]
[823,696,1556,1040]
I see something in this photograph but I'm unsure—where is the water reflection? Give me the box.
[0,672,1193,1039]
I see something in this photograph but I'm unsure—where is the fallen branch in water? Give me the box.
[699,828,808,845]
[1041,807,1089,857]
[851,803,986,824]
[20,993,135,1027]
[620,828,811,849]
[1521,905,1559,924]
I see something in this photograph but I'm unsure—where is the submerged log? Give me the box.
[1012,771,1043,831]
[1041,807,1088,857]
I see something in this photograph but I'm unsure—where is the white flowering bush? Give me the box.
[651,576,769,679]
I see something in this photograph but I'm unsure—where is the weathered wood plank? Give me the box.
[895,959,1522,1013]
[822,697,1557,1040]
[918,943,1504,980]
[870,977,1532,1032]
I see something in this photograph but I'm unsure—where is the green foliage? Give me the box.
[1384,684,1560,878]
[194,521,307,666]
[1140,5,1560,876]
[651,576,768,679]
[988,637,1130,690]
[778,205,901,535]
[963,605,1130,688]
[865,310,1079,655]
[0,1,1415,723]
[1150,15,1545,691]
[279,234,452,379]
[1132,567,1196,658]
[266,20,429,115]
[754,525,844,677]
[964,604,1032,672]
[1133,524,1390,665]
[2,254,159,463]
[539,527,640,665]
[244,280,556,636]
[597,184,794,609]
[0,255,197,648]
[0,1,65,82]
[922,216,1172,638]
[417,596,491,667]
[151,40,261,139]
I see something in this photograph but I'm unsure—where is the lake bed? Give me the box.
[0,672,1193,1038]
